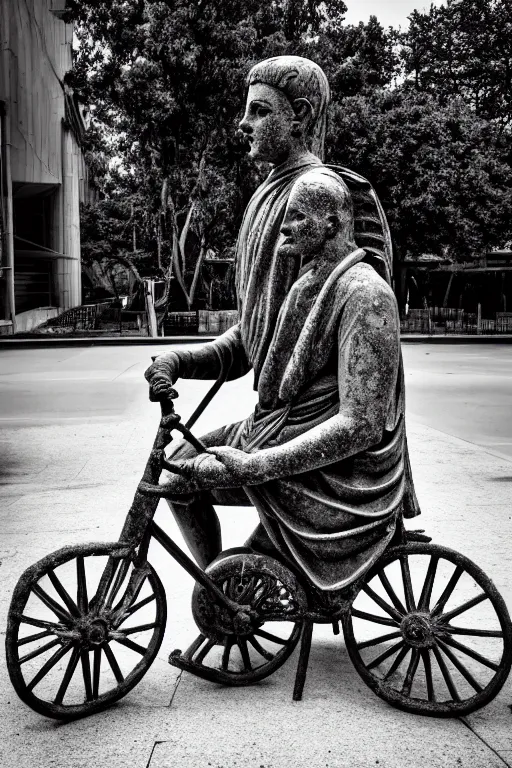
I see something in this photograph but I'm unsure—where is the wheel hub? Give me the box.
[400,612,434,648]
[79,617,110,647]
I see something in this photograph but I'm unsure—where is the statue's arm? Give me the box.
[241,278,400,482]
[146,323,251,394]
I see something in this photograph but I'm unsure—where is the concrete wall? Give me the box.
[15,306,60,332]
[0,0,86,327]
[0,0,72,186]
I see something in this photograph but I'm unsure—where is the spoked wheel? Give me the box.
[343,543,512,717]
[171,549,307,685]
[6,542,166,720]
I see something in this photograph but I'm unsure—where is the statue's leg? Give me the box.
[168,491,221,570]
[164,421,249,569]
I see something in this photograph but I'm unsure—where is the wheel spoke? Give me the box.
[418,556,439,611]
[103,643,125,684]
[54,646,81,705]
[421,650,435,702]
[76,556,88,615]
[237,638,252,671]
[19,637,61,664]
[111,568,149,623]
[432,645,460,701]
[401,649,420,696]
[221,636,234,670]
[357,630,402,651]
[92,648,101,698]
[382,645,410,680]
[47,570,80,618]
[122,593,155,619]
[105,558,132,611]
[362,584,403,622]
[437,640,483,692]
[400,556,416,612]
[18,615,63,631]
[90,558,119,612]
[366,640,404,671]
[431,566,463,617]
[247,635,275,661]
[383,645,409,681]
[117,622,158,636]
[439,635,499,671]
[115,636,147,655]
[27,643,72,691]
[443,626,503,638]
[351,608,398,627]
[32,584,72,624]
[438,593,488,624]
[378,570,406,615]
[195,638,216,665]
[81,650,93,701]
[17,630,53,647]
[253,629,289,645]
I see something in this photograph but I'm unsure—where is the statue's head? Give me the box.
[278,170,354,264]
[239,56,330,164]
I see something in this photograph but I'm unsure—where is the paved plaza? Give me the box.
[1,343,512,767]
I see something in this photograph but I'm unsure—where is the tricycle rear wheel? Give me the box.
[6,542,166,720]
[343,543,512,717]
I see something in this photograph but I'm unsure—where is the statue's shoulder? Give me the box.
[327,165,393,285]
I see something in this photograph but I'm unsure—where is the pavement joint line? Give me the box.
[460,717,512,767]
[167,669,183,709]
[111,361,140,381]
[145,739,165,768]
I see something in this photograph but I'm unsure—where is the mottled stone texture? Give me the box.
[145,56,419,584]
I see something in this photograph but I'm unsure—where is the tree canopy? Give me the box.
[68,0,512,311]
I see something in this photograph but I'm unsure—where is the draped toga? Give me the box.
[171,156,420,593]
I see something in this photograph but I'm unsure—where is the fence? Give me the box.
[401,308,509,335]
[198,310,239,334]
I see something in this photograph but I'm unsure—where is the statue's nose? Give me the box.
[238,117,252,134]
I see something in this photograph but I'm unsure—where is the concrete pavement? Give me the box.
[1,346,512,767]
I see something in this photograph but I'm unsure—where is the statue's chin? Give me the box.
[277,244,299,259]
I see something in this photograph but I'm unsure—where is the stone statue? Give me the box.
[145,55,420,593]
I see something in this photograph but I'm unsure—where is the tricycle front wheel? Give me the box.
[6,542,166,720]
[343,543,512,717]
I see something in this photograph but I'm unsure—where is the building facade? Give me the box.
[0,0,87,334]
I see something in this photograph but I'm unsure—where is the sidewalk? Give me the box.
[0,372,511,767]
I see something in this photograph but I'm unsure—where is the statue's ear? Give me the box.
[326,214,340,239]
[291,98,314,135]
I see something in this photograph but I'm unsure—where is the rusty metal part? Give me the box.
[167,549,306,686]
[342,542,512,717]
[6,543,166,720]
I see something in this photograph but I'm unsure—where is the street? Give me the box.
[1,341,512,767]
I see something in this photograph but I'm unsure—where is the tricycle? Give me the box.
[6,371,512,720]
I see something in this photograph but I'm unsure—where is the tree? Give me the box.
[326,89,512,263]
[402,0,512,129]
[66,0,348,310]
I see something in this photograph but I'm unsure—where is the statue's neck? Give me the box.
[270,149,321,175]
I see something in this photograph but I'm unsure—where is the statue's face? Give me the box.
[278,184,333,261]
[239,84,297,164]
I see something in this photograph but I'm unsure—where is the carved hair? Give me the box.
[247,56,330,161]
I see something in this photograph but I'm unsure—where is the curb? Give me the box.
[401,334,512,344]
[2,334,512,350]
[0,335,216,349]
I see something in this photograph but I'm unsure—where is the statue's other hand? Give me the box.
[144,353,180,403]
[206,446,262,486]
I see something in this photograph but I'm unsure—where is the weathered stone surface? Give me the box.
[145,56,415,591]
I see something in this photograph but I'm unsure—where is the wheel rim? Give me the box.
[6,543,166,719]
[186,551,306,684]
[343,543,512,717]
